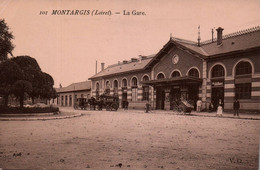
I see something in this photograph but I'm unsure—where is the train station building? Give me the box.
[52,81,91,108]
[89,26,260,111]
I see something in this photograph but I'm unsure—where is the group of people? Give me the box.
[195,98,240,117]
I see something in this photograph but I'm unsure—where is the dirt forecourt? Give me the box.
[0,109,259,169]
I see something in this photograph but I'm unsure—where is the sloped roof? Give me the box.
[89,26,260,79]
[89,55,155,79]
[171,26,260,56]
[56,81,91,93]
[201,27,260,56]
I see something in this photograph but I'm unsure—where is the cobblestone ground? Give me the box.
[0,108,259,169]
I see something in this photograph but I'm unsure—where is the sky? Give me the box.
[1,0,260,87]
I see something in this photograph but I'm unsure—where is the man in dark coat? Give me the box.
[233,98,240,117]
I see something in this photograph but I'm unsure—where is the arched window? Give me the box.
[188,68,199,78]
[212,65,225,78]
[143,75,149,82]
[131,77,138,101]
[171,71,180,78]
[122,79,127,87]
[157,73,165,79]
[96,82,99,97]
[142,75,150,101]
[235,61,252,99]
[235,61,252,76]
[132,77,138,87]
[114,80,118,96]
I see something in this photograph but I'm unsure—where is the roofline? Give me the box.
[206,46,260,59]
[57,89,91,93]
[144,39,206,70]
[88,67,147,80]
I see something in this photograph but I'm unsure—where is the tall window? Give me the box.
[235,61,252,99]
[114,80,118,96]
[105,81,110,95]
[65,95,68,106]
[96,83,99,97]
[69,95,72,106]
[122,79,127,87]
[142,75,150,101]
[61,96,63,106]
[131,77,138,101]
[188,68,199,78]
[171,71,180,78]
[157,73,165,79]
[212,65,224,78]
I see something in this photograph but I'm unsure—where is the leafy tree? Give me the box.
[12,80,32,108]
[11,56,57,104]
[0,19,14,61]
[0,60,23,106]
[11,56,42,104]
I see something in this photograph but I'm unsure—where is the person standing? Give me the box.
[196,98,202,112]
[233,98,240,117]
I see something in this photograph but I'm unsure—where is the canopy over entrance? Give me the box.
[141,76,202,86]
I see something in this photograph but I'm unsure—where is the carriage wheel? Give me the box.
[106,105,111,111]
[111,103,118,111]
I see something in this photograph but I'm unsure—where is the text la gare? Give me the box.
[123,10,146,15]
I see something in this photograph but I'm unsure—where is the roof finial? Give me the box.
[197,25,201,46]
[211,28,214,42]
[170,33,173,40]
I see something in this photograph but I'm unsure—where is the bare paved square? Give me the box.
[0,109,259,169]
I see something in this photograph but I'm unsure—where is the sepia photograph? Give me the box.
[0,0,259,169]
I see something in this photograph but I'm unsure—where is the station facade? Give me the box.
[89,27,260,111]
[52,81,91,108]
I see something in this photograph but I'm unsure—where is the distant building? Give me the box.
[89,26,260,112]
[51,81,91,108]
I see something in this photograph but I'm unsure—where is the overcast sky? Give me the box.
[1,0,260,87]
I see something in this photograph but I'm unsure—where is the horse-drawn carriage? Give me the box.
[172,99,193,114]
[76,94,119,111]
[74,98,88,110]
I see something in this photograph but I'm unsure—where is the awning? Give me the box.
[140,76,202,86]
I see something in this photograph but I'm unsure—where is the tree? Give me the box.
[11,56,42,104]
[0,19,14,61]
[11,56,57,104]
[12,80,32,108]
[0,60,23,106]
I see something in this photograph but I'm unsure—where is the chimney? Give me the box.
[131,58,138,62]
[101,62,105,71]
[216,27,224,45]
[123,60,128,64]
[139,55,142,63]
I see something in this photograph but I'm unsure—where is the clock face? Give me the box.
[172,54,179,64]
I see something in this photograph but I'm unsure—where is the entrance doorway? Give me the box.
[156,87,165,110]
[170,87,180,110]
[122,88,127,108]
[211,87,224,111]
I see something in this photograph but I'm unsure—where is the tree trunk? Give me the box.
[19,93,24,108]
[4,94,9,107]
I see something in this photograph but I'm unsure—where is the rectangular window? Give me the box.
[142,86,149,101]
[132,88,137,101]
[65,96,68,106]
[235,83,251,99]
[69,95,72,106]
